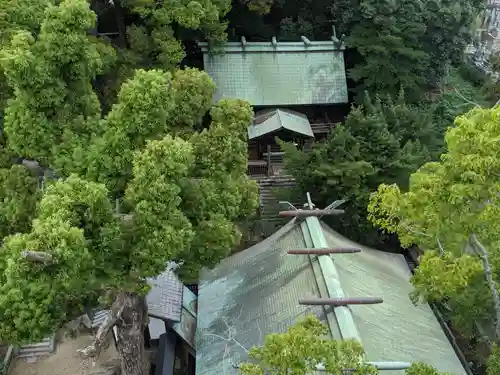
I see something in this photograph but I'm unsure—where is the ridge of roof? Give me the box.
[248,108,314,139]
[198,40,346,53]
[300,216,362,342]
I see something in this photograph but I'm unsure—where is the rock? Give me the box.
[80,314,92,329]
[65,314,93,331]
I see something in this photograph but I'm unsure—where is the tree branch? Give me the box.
[21,159,44,175]
[452,87,481,108]
[78,295,126,359]
[114,213,134,225]
[204,307,249,375]
[470,234,500,340]
[400,223,432,238]
[436,237,445,257]
[21,251,55,265]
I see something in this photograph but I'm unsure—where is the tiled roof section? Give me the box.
[248,108,314,140]
[199,41,348,106]
[195,220,329,375]
[147,269,183,322]
[321,224,467,375]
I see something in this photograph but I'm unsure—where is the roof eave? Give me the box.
[198,41,346,53]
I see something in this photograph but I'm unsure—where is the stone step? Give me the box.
[17,350,52,358]
[90,370,117,375]
[19,341,51,349]
[18,345,50,356]
[17,334,55,358]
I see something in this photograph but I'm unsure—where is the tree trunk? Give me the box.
[115,292,149,375]
[113,0,128,48]
[78,291,150,375]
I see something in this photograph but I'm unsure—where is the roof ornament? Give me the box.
[301,35,312,47]
[278,192,345,217]
[331,25,346,49]
[240,36,247,51]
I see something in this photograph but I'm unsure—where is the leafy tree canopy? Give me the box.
[280,91,438,246]
[0,1,258,375]
[347,0,482,102]
[368,106,500,370]
[239,315,455,375]
[122,0,231,69]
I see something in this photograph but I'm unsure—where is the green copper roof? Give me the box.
[195,217,467,375]
[199,41,349,106]
[320,224,467,375]
[195,219,329,375]
[248,108,314,139]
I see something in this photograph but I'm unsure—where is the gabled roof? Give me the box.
[195,215,467,375]
[198,39,349,106]
[248,108,314,139]
[147,269,184,322]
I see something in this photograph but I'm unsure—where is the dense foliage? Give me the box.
[0,1,258,374]
[346,0,482,102]
[368,106,500,371]
[239,315,454,375]
[280,92,442,245]
[239,315,377,375]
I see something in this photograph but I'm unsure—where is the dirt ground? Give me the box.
[8,330,120,375]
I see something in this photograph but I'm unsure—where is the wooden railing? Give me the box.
[310,122,335,134]
[248,160,268,176]
[248,151,286,177]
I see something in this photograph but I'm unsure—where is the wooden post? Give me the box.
[287,248,361,255]
[279,209,344,217]
[299,297,383,306]
[266,144,271,177]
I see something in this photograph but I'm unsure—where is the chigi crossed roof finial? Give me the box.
[278,192,346,217]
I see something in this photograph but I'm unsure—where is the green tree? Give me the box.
[0,1,259,375]
[347,0,481,102]
[1,0,115,170]
[121,0,231,70]
[0,165,40,239]
[347,0,430,102]
[281,93,434,245]
[0,0,54,110]
[238,315,377,375]
[238,315,456,375]
[367,106,500,372]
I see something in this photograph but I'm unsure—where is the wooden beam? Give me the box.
[298,297,383,306]
[287,248,361,255]
[279,209,344,217]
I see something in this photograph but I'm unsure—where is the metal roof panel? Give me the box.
[195,220,329,375]
[321,224,467,375]
[248,108,314,139]
[200,42,348,106]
